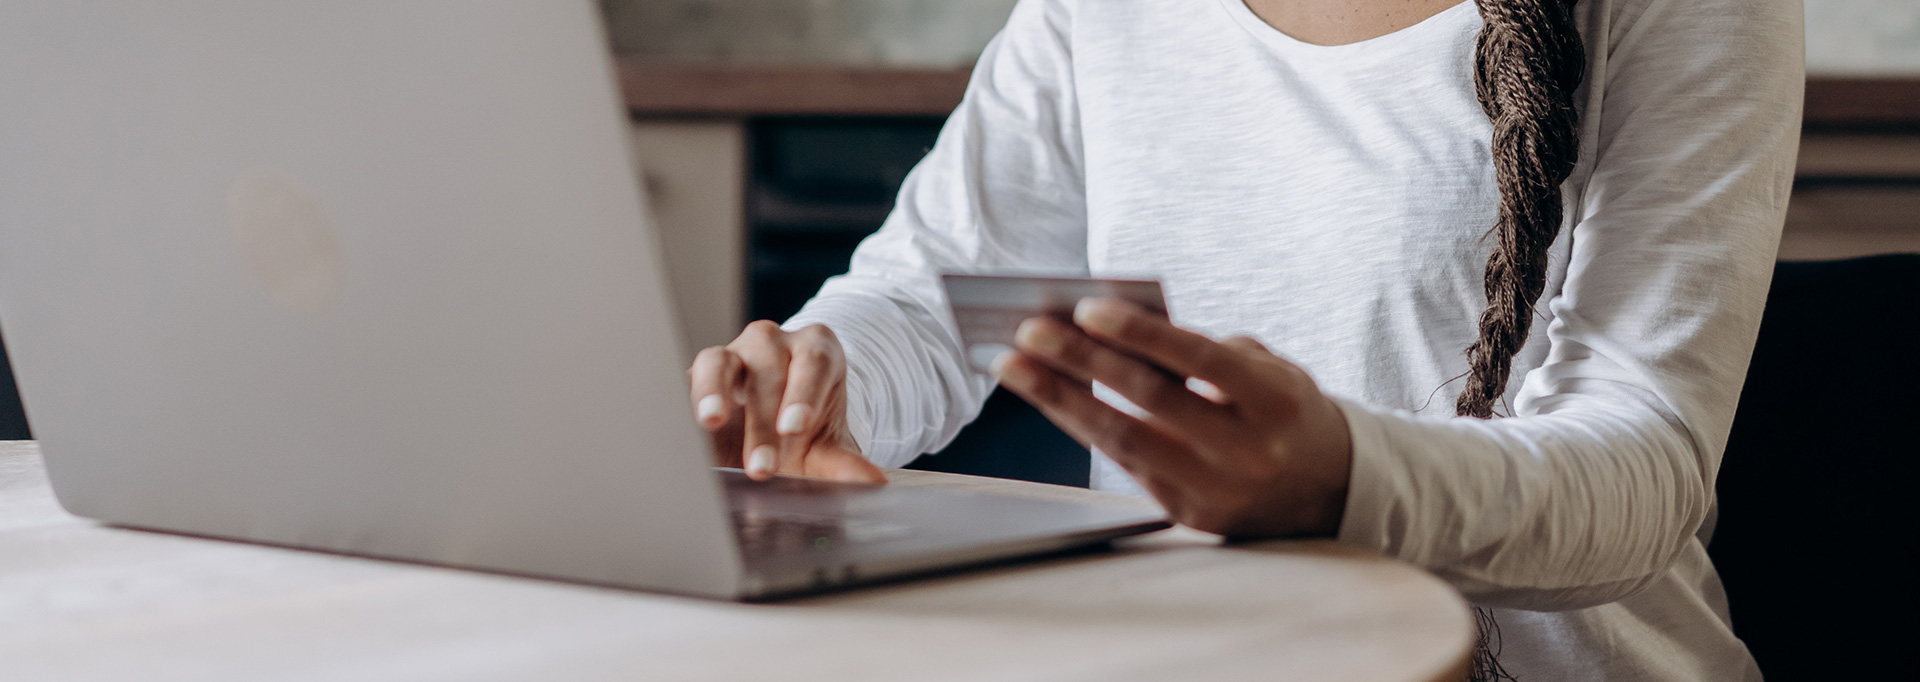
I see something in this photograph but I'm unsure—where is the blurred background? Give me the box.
[3,0,1916,480]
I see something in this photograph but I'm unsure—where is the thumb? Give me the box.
[802,443,887,484]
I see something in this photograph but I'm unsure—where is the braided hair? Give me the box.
[1460,1,1584,679]
[1458,0,1585,421]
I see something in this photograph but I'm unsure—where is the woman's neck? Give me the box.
[1241,0,1465,45]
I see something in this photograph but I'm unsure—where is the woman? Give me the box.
[687,0,1802,679]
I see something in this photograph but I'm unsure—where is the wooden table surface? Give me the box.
[0,441,1470,682]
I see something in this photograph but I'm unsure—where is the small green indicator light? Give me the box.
[814,537,831,551]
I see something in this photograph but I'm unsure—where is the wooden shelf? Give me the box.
[1804,77,1920,129]
[613,61,1920,127]
[1797,132,1920,179]
[1793,79,1920,260]
[616,58,970,118]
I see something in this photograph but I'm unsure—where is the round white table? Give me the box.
[0,441,1472,682]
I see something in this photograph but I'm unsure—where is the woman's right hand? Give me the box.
[687,321,886,484]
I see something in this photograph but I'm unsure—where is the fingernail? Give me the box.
[989,350,1015,376]
[1014,317,1045,350]
[776,404,809,435]
[1016,317,1067,357]
[994,353,1032,389]
[1188,377,1227,403]
[1073,298,1122,333]
[696,394,724,422]
[747,445,776,477]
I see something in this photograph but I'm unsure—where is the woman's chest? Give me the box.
[1070,1,1502,338]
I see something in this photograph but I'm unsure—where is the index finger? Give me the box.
[1070,298,1267,400]
[688,346,745,429]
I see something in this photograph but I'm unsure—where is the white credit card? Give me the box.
[941,273,1168,373]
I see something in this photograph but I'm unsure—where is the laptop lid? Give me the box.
[0,1,745,597]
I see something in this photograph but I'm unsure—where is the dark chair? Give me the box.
[1708,253,1919,680]
[0,331,29,440]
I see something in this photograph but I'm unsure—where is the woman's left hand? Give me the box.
[994,298,1353,539]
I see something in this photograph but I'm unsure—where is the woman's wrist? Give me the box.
[1295,393,1354,537]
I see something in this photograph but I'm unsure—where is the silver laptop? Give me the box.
[0,0,1166,599]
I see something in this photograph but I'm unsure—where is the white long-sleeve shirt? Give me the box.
[784,0,1803,679]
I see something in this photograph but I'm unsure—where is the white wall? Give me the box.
[1806,0,1920,75]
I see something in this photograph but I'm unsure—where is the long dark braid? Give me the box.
[1460,0,1584,680]
[1459,0,1585,420]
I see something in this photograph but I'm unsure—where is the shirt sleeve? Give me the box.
[782,0,1091,468]
[1334,0,1804,610]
